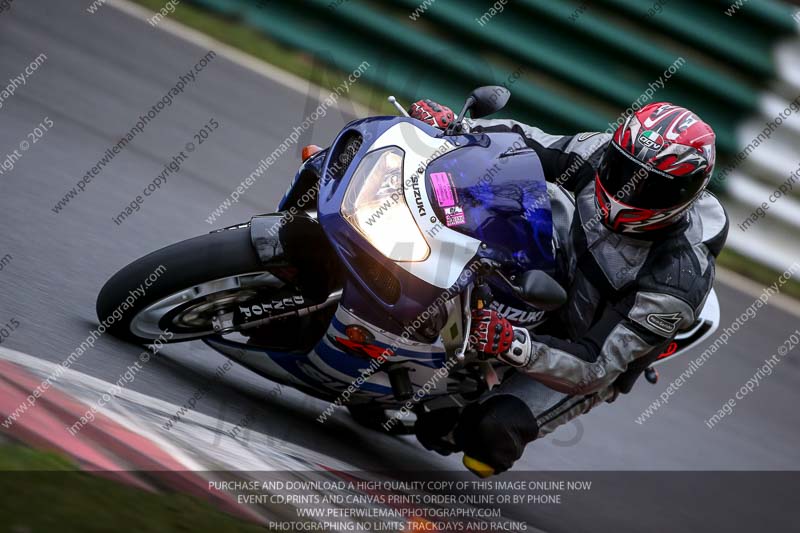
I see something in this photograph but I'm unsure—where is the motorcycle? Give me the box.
[97,86,720,463]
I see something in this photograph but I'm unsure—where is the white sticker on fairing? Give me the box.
[444,206,466,227]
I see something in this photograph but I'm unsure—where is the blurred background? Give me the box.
[171,0,800,282]
[1,1,800,530]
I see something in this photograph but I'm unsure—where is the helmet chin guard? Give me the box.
[595,175,692,234]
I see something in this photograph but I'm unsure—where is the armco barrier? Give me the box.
[186,0,794,160]
[183,0,800,271]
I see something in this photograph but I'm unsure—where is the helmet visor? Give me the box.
[598,142,704,209]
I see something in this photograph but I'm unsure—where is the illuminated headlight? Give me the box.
[341,147,430,262]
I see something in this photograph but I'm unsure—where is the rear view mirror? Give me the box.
[447,86,511,135]
[517,270,567,311]
[469,85,510,119]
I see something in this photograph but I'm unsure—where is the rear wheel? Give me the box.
[96,227,286,344]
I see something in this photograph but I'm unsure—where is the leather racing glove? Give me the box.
[469,309,514,355]
[469,309,535,368]
[408,99,455,129]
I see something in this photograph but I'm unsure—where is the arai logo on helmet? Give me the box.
[638,130,665,150]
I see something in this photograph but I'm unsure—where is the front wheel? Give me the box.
[96,226,282,344]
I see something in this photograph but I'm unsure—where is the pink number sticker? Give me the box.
[429,172,456,207]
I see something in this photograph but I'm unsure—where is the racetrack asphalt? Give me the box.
[1,1,799,531]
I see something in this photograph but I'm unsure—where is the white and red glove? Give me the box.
[469,309,534,367]
[469,309,514,355]
[409,99,455,129]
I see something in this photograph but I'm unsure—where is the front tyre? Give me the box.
[96,226,274,344]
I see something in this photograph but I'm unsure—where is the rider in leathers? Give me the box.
[408,99,729,475]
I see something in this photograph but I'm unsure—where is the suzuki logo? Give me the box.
[410,175,426,217]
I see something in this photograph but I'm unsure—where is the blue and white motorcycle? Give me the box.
[97,87,719,434]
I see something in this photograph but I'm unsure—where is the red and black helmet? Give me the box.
[596,102,716,233]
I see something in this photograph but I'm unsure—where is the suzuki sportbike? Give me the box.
[97,87,720,471]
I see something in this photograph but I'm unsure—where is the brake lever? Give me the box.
[454,259,501,362]
[454,284,473,362]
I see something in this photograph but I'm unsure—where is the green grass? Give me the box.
[718,248,800,301]
[0,444,267,533]
[0,444,76,470]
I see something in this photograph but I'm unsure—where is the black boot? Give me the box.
[414,407,462,455]
[454,395,540,474]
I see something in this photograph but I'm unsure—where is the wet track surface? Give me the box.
[1,1,799,530]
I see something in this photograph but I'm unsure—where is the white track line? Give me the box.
[108,0,800,321]
[0,348,541,529]
[0,346,354,472]
[0,346,203,470]
[715,267,800,318]
[108,0,372,118]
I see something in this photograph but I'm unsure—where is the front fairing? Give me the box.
[316,117,556,335]
[316,117,462,335]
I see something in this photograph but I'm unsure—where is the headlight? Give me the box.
[341,147,430,262]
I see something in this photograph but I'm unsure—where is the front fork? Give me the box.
[458,272,532,479]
